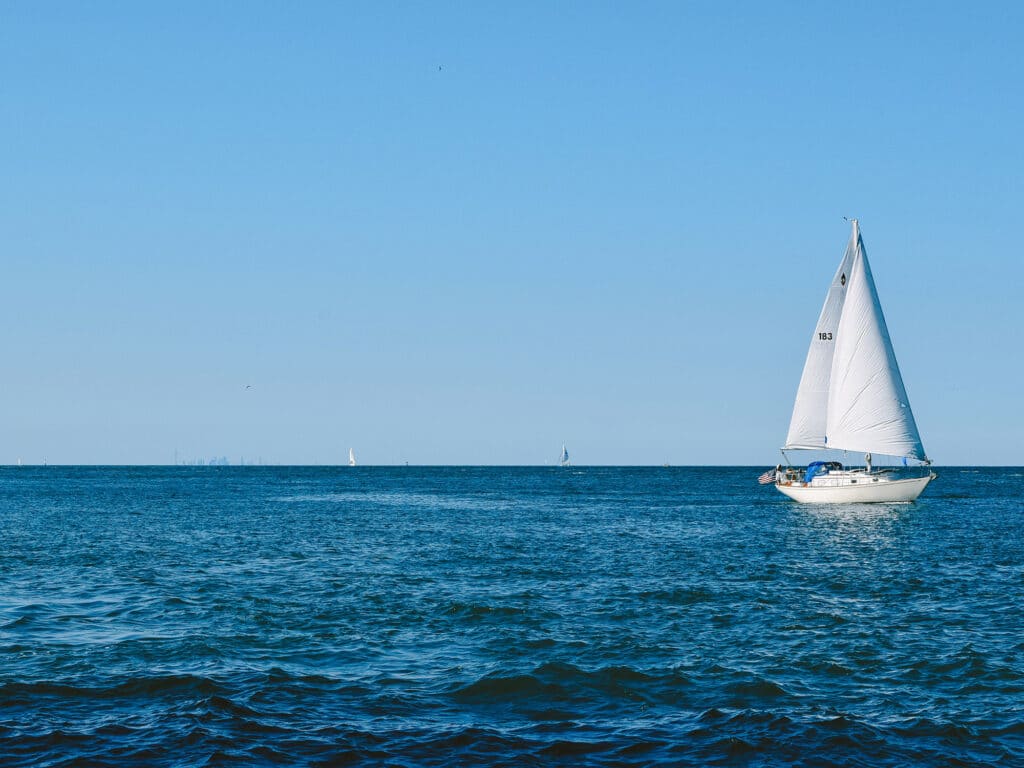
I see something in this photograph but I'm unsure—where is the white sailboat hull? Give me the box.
[775,472,935,503]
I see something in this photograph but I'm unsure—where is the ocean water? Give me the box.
[1,466,1022,767]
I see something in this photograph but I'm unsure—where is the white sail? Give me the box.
[559,444,570,467]
[784,232,857,449]
[348,448,356,466]
[824,222,926,460]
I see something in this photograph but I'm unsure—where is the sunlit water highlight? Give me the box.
[1,466,1022,766]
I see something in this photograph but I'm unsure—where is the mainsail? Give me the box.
[349,448,356,467]
[784,235,856,449]
[559,445,570,467]
[785,221,926,461]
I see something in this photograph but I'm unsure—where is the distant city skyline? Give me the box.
[2,3,1021,465]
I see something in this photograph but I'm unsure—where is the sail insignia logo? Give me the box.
[840,273,846,286]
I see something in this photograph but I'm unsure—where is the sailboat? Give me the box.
[559,444,570,467]
[770,220,936,503]
[348,448,356,467]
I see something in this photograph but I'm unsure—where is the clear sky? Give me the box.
[1,2,1021,465]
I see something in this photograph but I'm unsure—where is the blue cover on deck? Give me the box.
[804,461,829,483]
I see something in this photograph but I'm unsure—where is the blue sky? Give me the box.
[1,2,1020,465]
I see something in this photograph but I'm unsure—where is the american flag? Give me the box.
[757,469,776,485]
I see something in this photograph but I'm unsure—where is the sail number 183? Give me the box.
[818,332,833,341]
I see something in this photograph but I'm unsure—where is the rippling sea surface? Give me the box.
[1,466,1023,766]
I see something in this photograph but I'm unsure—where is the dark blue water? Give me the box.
[1,467,1022,766]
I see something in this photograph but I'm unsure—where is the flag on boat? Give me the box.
[757,469,776,485]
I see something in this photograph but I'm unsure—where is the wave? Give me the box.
[450,662,694,710]
[0,674,227,702]
[0,705,1015,767]
[638,587,716,605]
[724,678,790,700]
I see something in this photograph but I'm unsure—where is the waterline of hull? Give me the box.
[775,473,936,503]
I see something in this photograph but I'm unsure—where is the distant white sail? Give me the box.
[349,448,356,467]
[559,444,570,467]
[824,223,926,459]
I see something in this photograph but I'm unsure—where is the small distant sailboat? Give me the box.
[767,220,936,503]
[348,448,356,467]
[559,444,570,467]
